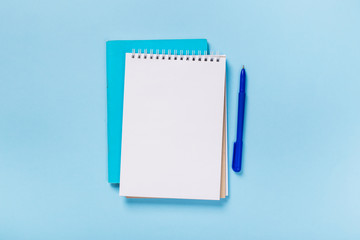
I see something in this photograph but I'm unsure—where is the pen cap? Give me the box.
[232,141,243,172]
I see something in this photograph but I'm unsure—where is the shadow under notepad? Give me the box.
[110,184,228,207]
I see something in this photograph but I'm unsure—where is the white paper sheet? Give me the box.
[120,53,226,200]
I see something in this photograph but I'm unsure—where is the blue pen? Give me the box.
[232,66,246,172]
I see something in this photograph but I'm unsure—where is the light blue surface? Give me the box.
[0,0,360,239]
[106,39,208,183]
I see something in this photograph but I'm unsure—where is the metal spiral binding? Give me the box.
[131,49,222,62]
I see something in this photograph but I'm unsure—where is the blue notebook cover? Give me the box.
[106,39,208,183]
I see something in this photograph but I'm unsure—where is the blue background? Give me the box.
[0,0,359,239]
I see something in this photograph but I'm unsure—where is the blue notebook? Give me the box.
[106,39,208,183]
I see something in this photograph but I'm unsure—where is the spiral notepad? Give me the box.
[119,51,226,200]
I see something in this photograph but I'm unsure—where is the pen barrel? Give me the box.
[240,69,246,92]
[236,92,245,140]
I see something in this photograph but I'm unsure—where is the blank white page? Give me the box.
[120,53,226,200]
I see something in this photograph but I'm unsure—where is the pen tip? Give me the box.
[242,65,244,69]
